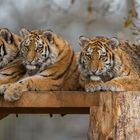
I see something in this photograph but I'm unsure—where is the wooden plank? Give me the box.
[0,91,99,107]
[0,91,100,115]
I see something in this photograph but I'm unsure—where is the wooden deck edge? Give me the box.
[0,91,140,115]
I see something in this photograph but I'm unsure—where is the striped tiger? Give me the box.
[78,36,140,92]
[0,28,26,85]
[0,29,80,101]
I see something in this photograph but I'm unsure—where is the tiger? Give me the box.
[0,28,26,85]
[78,36,140,92]
[0,28,80,101]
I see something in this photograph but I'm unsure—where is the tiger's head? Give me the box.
[78,36,120,81]
[0,28,21,68]
[20,28,66,75]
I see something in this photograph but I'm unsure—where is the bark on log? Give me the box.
[88,91,140,140]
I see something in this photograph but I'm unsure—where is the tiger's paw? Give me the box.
[102,81,125,92]
[85,83,102,93]
[0,84,9,95]
[0,83,23,102]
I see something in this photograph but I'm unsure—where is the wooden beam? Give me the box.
[0,91,100,115]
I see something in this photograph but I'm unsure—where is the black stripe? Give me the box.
[47,45,50,57]
[8,73,21,80]
[2,45,7,55]
[52,51,74,80]
[57,49,63,57]
[5,71,24,81]
[79,53,83,64]
[0,70,20,76]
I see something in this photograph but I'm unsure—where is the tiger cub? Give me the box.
[78,36,140,92]
[0,28,26,85]
[0,29,80,101]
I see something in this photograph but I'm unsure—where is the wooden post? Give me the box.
[88,92,140,140]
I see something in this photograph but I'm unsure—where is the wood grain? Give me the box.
[0,91,99,116]
[88,91,140,140]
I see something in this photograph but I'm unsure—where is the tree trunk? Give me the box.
[88,92,140,140]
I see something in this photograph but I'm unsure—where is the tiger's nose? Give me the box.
[26,59,36,65]
[89,69,97,75]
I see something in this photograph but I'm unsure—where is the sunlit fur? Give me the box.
[78,36,140,92]
[0,29,80,101]
[0,28,26,85]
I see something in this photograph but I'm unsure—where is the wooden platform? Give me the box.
[0,91,140,139]
[0,91,100,114]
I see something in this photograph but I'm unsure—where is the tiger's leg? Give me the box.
[0,75,62,102]
[84,76,140,92]
[0,61,26,85]
[79,74,90,90]
[102,76,140,92]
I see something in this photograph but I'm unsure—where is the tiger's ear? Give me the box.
[0,28,13,44]
[107,37,120,50]
[20,28,30,38]
[79,36,90,47]
[43,30,54,44]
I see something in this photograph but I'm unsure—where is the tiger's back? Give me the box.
[119,41,140,76]
[39,32,80,90]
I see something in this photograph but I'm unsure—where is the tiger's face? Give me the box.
[78,36,120,80]
[0,28,21,68]
[20,29,57,75]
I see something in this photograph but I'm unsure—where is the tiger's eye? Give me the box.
[101,52,106,55]
[38,43,42,48]
[106,63,111,67]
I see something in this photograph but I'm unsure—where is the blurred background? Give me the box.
[0,0,139,140]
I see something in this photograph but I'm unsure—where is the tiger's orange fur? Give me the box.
[0,29,80,101]
[0,28,26,85]
[78,36,140,92]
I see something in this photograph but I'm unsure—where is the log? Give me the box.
[88,91,140,140]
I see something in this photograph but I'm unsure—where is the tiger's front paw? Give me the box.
[0,84,9,95]
[102,81,125,92]
[0,83,23,102]
[85,83,102,93]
